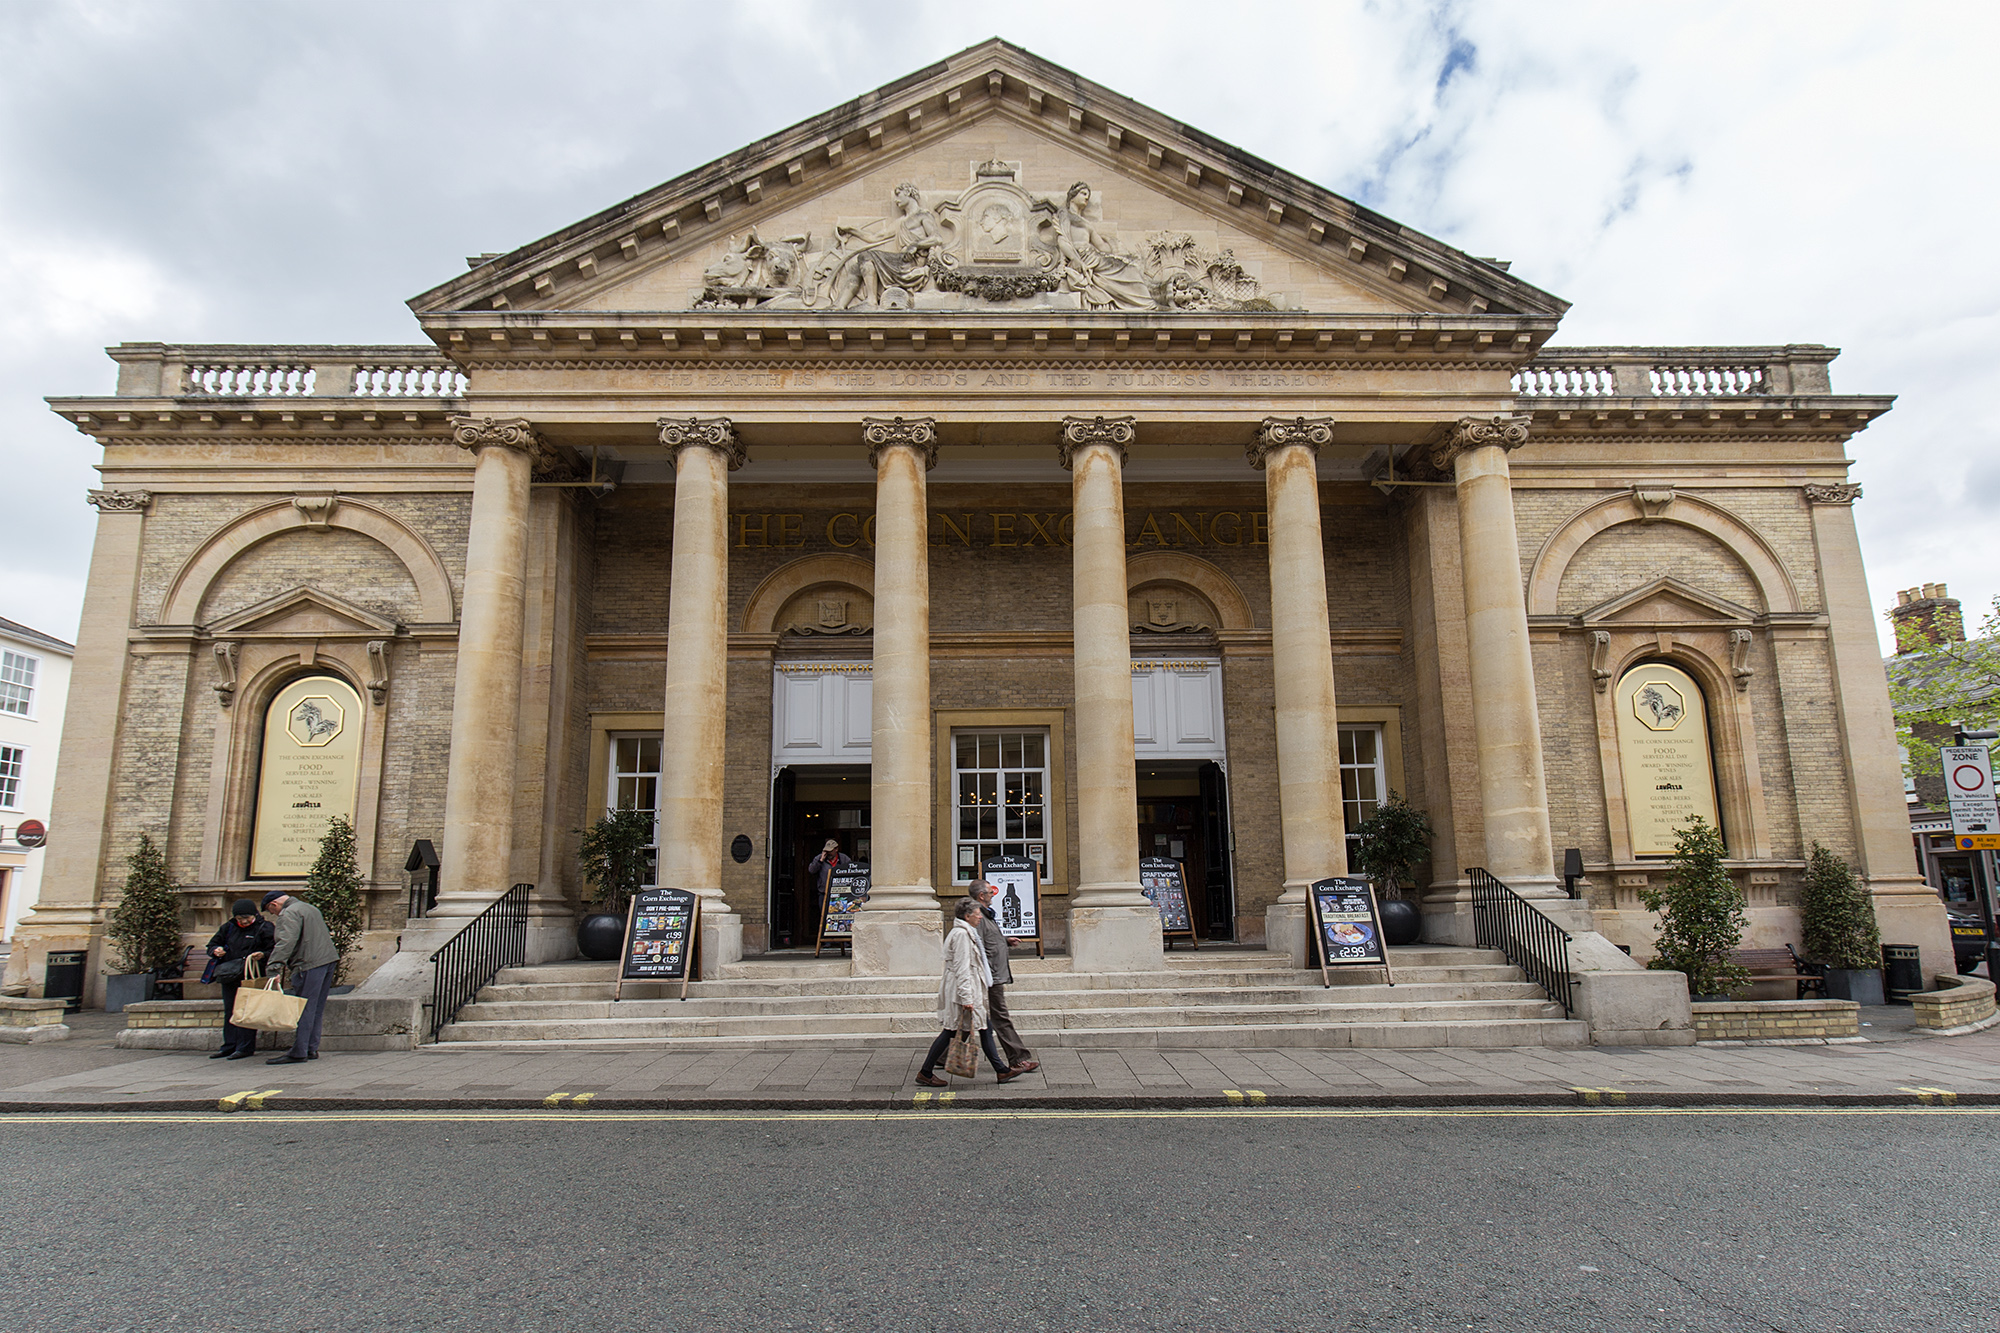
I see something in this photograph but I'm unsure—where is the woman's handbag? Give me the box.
[944,1016,979,1079]
[229,958,307,1032]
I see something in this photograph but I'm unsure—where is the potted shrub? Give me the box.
[576,807,653,960]
[304,815,366,989]
[1639,815,1749,1000]
[1800,841,1884,1005]
[1351,792,1433,946]
[103,832,184,1012]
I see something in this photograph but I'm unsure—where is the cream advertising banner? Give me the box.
[1614,662,1721,857]
[250,675,363,877]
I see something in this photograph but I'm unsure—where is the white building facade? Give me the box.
[0,617,73,941]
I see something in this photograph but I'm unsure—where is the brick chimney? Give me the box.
[1890,582,1966,651]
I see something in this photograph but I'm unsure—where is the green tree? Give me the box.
[1639,815,1750,997]
[1351,793,1434,899]
[1886,592,2000,787]
[105,832,184,976]
[1800,841,1881,970]
[578,807,654,917]
[303,815,366,983]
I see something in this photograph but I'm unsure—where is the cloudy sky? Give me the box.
[2,1,1992,653]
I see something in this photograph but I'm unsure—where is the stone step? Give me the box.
[430,1016,1590,1052]
[444,996,1564,1042]
[462,980,1551,1020]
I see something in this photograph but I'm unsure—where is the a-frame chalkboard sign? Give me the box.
[615,886,701,1001]
[1306,876,1395,988]
[1138,856,1199,949]
[815,865,870,958]
[981,855,1043,958]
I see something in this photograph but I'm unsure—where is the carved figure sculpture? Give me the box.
[1044,182,1154,311]
[823,182,945,310]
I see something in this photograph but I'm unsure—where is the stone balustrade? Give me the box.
[108,343,467,400]
[1514,345,1839,399]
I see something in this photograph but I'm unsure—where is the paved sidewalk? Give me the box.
[2,1009,1997,1111]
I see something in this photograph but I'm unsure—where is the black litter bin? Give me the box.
[1881,944,1924,1005]
[43,950,86,1014]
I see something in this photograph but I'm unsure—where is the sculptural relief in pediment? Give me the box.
[689,160,1281,315]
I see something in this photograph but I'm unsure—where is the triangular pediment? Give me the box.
[412,41,1565,322]
[207,586,401,638]
[1580,578,1757,626]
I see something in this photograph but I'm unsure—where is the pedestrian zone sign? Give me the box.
[1943,745,2000,849]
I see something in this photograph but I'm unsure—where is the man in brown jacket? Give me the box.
[970,879,1037,1075]
[261,889,341,1065]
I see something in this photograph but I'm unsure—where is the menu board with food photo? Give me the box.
[1307,876,1394,987]
[616,886,701,1000]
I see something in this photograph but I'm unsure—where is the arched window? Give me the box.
[1614,661,1722,856]
[248,674,364,877]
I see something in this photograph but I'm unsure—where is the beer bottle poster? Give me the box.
[1139,856,1197,942]
[981,855,1041,951]
[1307,876,1393,986]
[617,886,700,1000]
[816,865,871,949]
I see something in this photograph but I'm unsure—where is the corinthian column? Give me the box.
[656,417,746,976]
[1436,415,1559,896]
[1251,417,1346,964]
[432,417,543,922]
[1061,416,1162,972]
[852,417,941,975]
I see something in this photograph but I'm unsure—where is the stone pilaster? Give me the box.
[1250,417,1346,965]
[1434,416,1560,897]
[655,417,747,977]
[428,418,544,934]
[852,417,941,976]
[1,489,151,999]
[1805,483,1954,980]
[1061,416,1161,972]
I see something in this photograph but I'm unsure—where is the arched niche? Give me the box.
[1527,493,1800,618]
[1125,552,1255,631]
[741,553,877,635]
[161,498,456,626]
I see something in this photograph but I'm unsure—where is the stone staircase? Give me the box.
[428,945,1588,1050]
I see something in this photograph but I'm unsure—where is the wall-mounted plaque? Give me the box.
[1139,856,1198,949]
[1614,662,1721,856]
[249,675,364,878]
[982,855,1042,958]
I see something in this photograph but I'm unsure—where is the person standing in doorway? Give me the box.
[970,879,1037,1075]
[915,897,1017,1086]
[261,889,340,1065]
[204,898,272,1060]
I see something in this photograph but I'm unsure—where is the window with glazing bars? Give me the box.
[609,733,661,886]
[952,730,1047,884]
[0,652,35,716]
[1339,724,1387,848]
[0,746,22,809]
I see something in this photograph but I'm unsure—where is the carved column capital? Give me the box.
[85,488,152,513]
[1431,415,1531,472]
[450,415,556,468]
[1803,482,1863,506]
[862,416,939,470]
[657,416,746,471]
[1247,416,1333,470]
[1058,415,1135,469]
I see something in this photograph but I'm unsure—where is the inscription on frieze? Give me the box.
[623,368,1355,394]
[731,509,1269,551]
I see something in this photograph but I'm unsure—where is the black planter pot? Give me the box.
[576,912,626,961]
[1378,897,1422,947]
[1823,967,1885,1006]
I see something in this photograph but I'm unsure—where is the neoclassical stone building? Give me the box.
[6,42,1950,1038]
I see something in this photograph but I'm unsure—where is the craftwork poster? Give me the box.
[621,887,698,981]
[982,855,1040,940]
[1309,877,1388,967]
[818,867,871,941]
[249,675,364,877]
[1138,857,1194,934]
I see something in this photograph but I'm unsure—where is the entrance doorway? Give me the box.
[769,765,870,950]
[1136,760,1235,940]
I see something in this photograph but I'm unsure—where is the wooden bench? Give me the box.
[1729,946,1826,1000]
[150,946,204,1000]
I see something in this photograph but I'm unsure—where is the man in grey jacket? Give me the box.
[261,889,341,1064]
[970,880,1037,1075]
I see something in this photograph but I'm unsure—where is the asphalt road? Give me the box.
[1,1107,1993,1333]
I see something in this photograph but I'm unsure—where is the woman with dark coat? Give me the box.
[204,898,273,1059]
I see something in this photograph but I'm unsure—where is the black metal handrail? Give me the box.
[1469,868,1576,1017]
[426,883,530,1042]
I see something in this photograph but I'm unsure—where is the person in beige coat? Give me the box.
[915,897,1018,1086]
